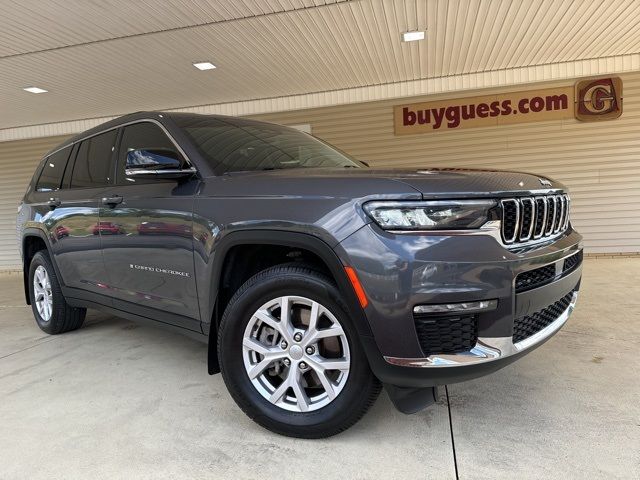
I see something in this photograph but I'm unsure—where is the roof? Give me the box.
[43,110,280,158]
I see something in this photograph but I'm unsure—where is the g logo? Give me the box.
[575,77,622,121]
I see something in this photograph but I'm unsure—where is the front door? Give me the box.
[99,122,200,331]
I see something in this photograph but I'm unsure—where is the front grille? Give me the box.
[513,289,575,343]
[515,264,556,293]
[563,250,583,272]
[501,194,570,246]
[414,313,477,357]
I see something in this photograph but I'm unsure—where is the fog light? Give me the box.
[413,300,498,314]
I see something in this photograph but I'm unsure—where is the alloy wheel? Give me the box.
[33,265,53,322]
[242,295,351,412]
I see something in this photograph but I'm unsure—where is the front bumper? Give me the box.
[336,223,582,387]
[385,290,577,367]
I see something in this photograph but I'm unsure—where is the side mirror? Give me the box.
[125,149,196,178]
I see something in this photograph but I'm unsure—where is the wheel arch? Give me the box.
[206,230,372,375]
[21,228,62,305]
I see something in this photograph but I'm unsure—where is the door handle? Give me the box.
[47,197,61,209]
[102,195,123,207]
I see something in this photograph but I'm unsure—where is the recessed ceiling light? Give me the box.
[402,31,425,42]
[193,62,217,71]
[23,86,48,94]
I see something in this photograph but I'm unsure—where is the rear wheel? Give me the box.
[28,250,86,334]
[218,265,381,438]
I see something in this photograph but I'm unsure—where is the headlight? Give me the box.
[363,200,496,231]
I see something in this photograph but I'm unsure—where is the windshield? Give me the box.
[175,116,362,174]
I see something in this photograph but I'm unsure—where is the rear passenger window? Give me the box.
[71,130,117,188]
[36,146,71,191]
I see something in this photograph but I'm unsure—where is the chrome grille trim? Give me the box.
[544,196,556,235]
[533,197,547,239]
[501,194,570,246]
[519,198,535,241]
[500,199,520,243]
[556,196,566,233]
[563,197,571,230]
[553,195,562,233]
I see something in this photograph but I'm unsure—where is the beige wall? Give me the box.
[1,72,639,268]
[0,135,69,269]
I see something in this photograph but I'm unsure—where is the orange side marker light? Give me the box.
[344,266,368,308]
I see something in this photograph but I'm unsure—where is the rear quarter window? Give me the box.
[36,146,72,192]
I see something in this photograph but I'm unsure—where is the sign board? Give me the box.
[575,77,623,122]
[394,77,622,135]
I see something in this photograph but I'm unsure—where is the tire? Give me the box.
[28,250,86,335]
[218,264,381,438]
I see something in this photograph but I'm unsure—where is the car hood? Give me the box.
[211,167,565,199]
[385,167,564,198]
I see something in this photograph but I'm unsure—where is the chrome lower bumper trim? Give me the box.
[384,291,578,368]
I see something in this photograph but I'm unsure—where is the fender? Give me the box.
[21,227,64,305]
[205,229,374,374]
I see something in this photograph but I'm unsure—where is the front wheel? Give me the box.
[218,265,381,438]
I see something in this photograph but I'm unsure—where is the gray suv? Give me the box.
[17,112,583,437]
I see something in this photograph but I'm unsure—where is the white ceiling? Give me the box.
[1,0,640,130]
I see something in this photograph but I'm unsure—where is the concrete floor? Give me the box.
[0,258,638,479]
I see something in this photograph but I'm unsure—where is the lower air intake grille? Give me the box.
[515,264,556,293]
[563,250,583,272]
[513,289,575,343]
[414,313,478,357]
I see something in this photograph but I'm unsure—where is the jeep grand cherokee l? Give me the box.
[17,112,582,438]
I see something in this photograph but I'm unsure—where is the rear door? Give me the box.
[45,130,117,299]
[99,122,200,331]
[29,145,74,267]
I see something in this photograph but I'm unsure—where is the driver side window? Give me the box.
[116,122,185,185]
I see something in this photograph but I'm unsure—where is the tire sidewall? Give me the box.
[219,269,373,433]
